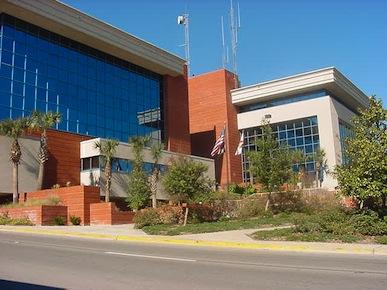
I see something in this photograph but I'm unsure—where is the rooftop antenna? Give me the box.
[221,16,227,68]
[230,0,241,76]
[177,13,190,76]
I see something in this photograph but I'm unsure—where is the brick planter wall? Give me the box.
[90,202,134,225]
[21,185,100,225]
[0,205,67,225]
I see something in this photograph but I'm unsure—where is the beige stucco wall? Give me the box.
[236,95,357,190]
[0,136,39,195]
[80,139,215,199]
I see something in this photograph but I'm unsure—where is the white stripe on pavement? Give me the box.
[105,251,197,262]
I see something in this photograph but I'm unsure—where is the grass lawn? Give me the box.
[142,212,304,235]
[252,228,387,244]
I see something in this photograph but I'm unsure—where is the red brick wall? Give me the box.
[90,202,134,225]
[24,185,100,225]
[0,205,67,225]
[43,130,90,189]
[27,129,91,189]
[163,66,191,155]
[188,69,242,186]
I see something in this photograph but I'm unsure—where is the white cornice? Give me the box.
[1,0,185,76]
[231,67,369,112]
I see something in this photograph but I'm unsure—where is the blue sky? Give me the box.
[63,0,387,104]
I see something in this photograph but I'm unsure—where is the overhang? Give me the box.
[231,67,369,112]
[0,0,186,76]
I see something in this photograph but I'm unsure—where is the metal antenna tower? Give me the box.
[177,14,190,76]
[230,0,241,75]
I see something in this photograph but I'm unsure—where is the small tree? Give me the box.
[314,148,328,188]
[0,118,29,203]
[94,139,119,202]
[126,136,151,210]
[150,142,164,208]
[163,157,214,204]
[29,111,61,190]
[335,97,386,209]
[248,120,303,211]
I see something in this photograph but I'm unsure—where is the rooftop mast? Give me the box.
[230,0,241,75]
[177,14,190,76]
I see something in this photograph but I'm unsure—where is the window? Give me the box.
[339,120,353,165]
[0,13,164,143]
[239,90,328,113]
[242,116,320,183]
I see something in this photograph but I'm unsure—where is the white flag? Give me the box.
[235,130,244,155]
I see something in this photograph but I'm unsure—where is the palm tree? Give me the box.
[314,148,327,188]
[0,118,29,203]
[129,136,151,169]
[29,111,61,190]
[94,139,119,202]
[150,142,164,208]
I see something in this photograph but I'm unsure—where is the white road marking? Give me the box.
[105,251,197,262]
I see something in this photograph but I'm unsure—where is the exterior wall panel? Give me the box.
[188,69,242,186]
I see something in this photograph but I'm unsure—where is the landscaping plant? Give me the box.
[150,142,164,208]
[126,136,151,210]
[248,119,303,211]
[70,215,81,225]
[163,157,214,204]
[0,118,30,203]
[335,96,386,211]
[29,111,61,190]
[94,139,119,202]
[52,216,66,226]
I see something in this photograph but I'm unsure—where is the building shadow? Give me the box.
[0,279,65,290]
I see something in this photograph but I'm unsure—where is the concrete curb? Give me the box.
[1,227,386,256]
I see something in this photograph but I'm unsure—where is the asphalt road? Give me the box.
[0,231,386,290]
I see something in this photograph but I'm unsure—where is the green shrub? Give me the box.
[157,205,184,225]
[133,208,161,229]
[228,183,256,196]
[236,200,265,219]
[375,236,387,244]
[1,196,61,209]
[8,217,33,226]
[294,208,387,238]
[0,213,33,225]
[52,216,66,226]
[70,215,81,225]
[188,204,220,223]
[228,183,245,195]
[350,210,387,236]
[271,191,307,214]
[163,157,214,203]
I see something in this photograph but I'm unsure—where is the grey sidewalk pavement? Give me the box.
[1,224,387,256]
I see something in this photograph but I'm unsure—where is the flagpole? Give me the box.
[224,121,230,193]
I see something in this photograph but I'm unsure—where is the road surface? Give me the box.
[0,231,386,290]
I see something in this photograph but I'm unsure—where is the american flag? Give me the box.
[211,126,225,157]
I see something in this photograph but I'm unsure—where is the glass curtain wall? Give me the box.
[0,14,164,142]
[241,116,320,183]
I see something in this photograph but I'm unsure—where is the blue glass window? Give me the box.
[239,90,328,113]
[0,14,164,143]
[242,116,320,183]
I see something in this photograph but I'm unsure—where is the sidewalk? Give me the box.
[1,225,387,256]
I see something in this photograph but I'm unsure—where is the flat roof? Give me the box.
[231,67,369,112]
[0,0,186,76]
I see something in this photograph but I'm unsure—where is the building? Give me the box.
[0,0,214,201]
[232,67,369,189]
[80,138,214,204]
[188,69,242,186]
[188,67,369,190]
